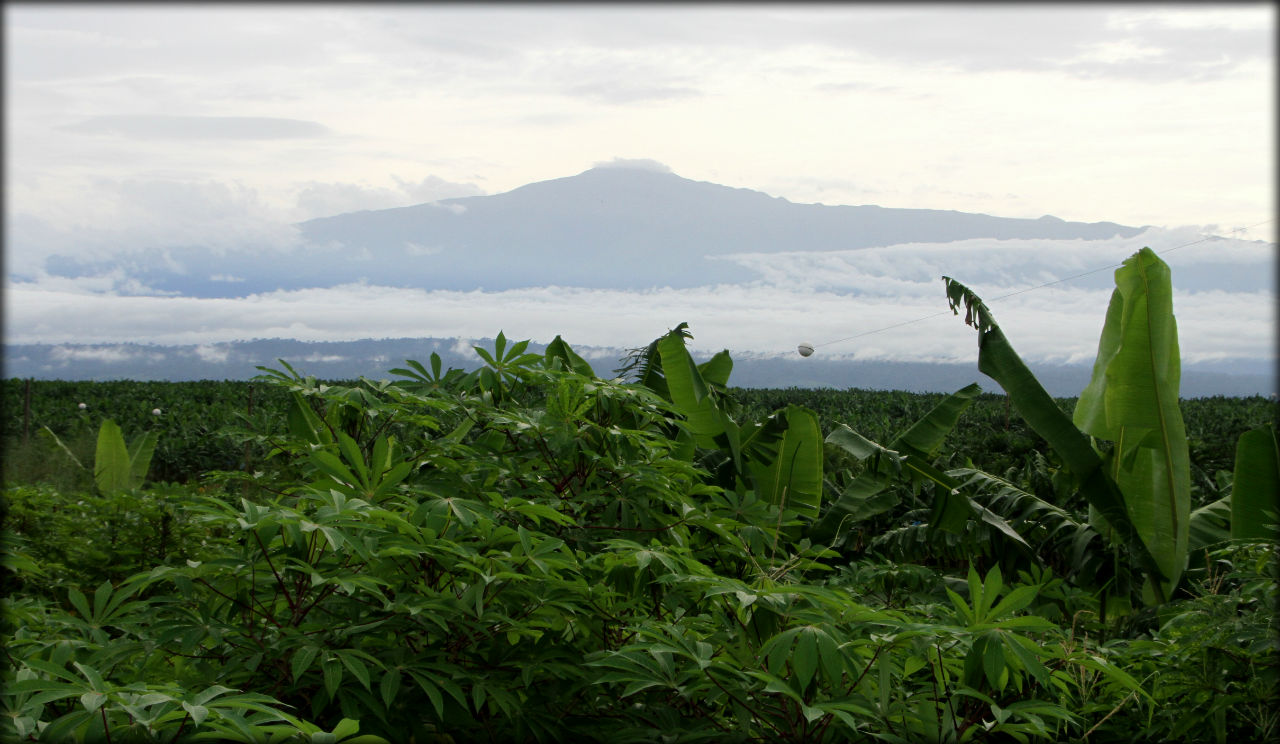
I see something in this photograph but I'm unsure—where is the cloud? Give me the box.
[6,233,1271,374]
[717,227,1274,295]
[59,115,332,140]
[191,344,232,363]
[7,178,306,277]
[293,176,483,219]
[404,243,443,256]
[592,157,673,173]
[8,173,487,272]
[48,345,166,364]
[565,81,701,104]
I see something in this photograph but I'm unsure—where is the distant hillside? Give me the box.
[6,338,1271,399]
[37,167,1145,298]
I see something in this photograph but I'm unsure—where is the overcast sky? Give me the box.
[4,3,1275,370]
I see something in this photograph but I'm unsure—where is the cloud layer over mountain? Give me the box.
[4,165,1272,395]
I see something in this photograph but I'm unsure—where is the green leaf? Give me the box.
[975,564,1002,622]
[40,710,95,743]
[944,274,1156,583]
[982,634,1008,691]
[657,330,722,439]
[544,335,596,377]
[1072,248,1189,601]
[94,419,132,495]
[697,350,734,388]
[288,391,332,446]
[379,669,402,710]
[1188,496,1232,553]
[331,718,360,740]
[793,627,819,689]
[946,587,973,625]
[72,662,106,692]
[182,702,210,726]
[292,646,320,682]
[67,586,92,621]
[762,627,801,676]
[39,425,86,470]
[405,670,446,720]
[322,657,342,699]
[818,385,983,538]
[127,430,158,487]
[80,691,107,712]
[336,431,371,489]
[893,382,982,456]
[750,405,824,519]
[1231,426,1280,541]
[986,584,1038,622]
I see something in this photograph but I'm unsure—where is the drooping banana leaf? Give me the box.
[943,273,1160,586]
[1231,426,1280,541]
[698,350,734,390]
[895,382,983,458]
[1188,496,1232,554]
[1070,247,1189,603]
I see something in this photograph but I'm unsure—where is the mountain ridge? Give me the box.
[5,337,1271,398]
[37,166,1147,298]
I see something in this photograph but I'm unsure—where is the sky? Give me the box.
[4,3,1275,372]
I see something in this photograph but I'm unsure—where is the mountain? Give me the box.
[5,338,1272,398]
[38,167,1146,297]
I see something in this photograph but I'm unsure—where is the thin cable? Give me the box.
[813,219,1273,349]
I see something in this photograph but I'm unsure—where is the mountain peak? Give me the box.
[587,157,674,174]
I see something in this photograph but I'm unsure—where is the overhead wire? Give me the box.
[811,218,1274,350]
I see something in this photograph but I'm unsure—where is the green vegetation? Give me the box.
[3,248,1276,743]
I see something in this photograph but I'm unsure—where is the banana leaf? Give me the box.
[656,328,723,442]
[94,419,132,496]
[1188,496,1232,554]
[1070,247,1189,603]
[814,384,1007,542]
[544,335,595,377]
[1231,426,1280,541]
[943,273,1161,587]
[746,405,824,519]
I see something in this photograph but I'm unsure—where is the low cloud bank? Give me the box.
[5,228,1270,372]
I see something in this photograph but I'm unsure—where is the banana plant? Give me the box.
[944,247,1190,603]
[41,419,158,497]
[1230,425,1280,542]
[632,323,825,519]
[813,383,1030,550]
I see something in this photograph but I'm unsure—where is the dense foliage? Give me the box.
[3,250,1276,743]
